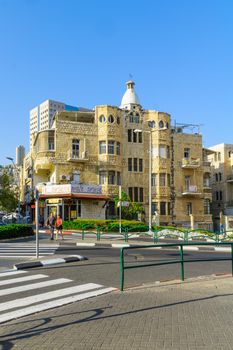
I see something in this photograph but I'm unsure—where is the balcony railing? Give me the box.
[182,158,200,168]
[182,185,201,195]
[203,181,211,190]
[67,150,88,162]
[227,175,233,183]
[203,161,211,167]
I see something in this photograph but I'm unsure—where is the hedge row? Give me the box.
[62,219,182,233]
[62,219,216,235]
[0,224,34,240]
[63,219,149,232]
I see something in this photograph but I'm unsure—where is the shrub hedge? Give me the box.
[63,219,149,232]
[62,219,183,233]
[0,224,34,240]
[62,219,218,236]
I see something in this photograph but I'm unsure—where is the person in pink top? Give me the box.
[55,215,64,240]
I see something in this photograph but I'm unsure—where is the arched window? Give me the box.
[148,120,156,128]
[72,139,79,159]
[99,115,106,123]
[159,120,164,129]
[108,115,114,123]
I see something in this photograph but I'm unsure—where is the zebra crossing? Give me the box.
[0,243,59,258]
[0,269,115,324]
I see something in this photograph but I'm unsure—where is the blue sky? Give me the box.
[0,0,233,165]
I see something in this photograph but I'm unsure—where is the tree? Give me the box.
[114,191,144,220]
[0,174,18,212]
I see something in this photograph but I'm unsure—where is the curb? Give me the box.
[76,242,130,248]
[70,241,232,252]
[14,255,87,270]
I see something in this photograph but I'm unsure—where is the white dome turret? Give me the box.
[120,80,140,109]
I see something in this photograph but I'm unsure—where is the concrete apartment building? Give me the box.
[16,145,25,166]
[208,143,233,231]
[29,99,89,147]
[22,81,213,229]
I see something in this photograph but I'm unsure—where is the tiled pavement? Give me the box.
[1,275,233,350]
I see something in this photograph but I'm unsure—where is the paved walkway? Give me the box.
[1,275,233,350]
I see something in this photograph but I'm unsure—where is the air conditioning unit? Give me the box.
[60,175,70,181]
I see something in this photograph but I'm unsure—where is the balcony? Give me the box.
[227,175,233,183]
[203,180,211,191]
[203,161,211,173]
[182,185,202,196]
[203,161,211,167]
[182,158,200,168]
[67,150,88,162]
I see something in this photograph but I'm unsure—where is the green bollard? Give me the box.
[120,248,125,291]
[180,245,185,281]
[153,231,158,244]
[122,228,128,242]
[96,227,101,241]
[82,229,85,240]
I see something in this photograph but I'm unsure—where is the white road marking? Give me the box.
[0,283,103,312]
[0,247,57,250]
[0,274,48,286]
[0,287,115,324]
[0,255,47,258]
[0,278,72,296]
[0,270,27,278]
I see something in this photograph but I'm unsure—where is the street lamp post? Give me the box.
[6,157,21,217]
[134,129,153,235]
[134,127,166,236]
[35,188,39,258]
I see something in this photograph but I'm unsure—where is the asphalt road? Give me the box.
[0,239,232,288]
[48,246,233,288]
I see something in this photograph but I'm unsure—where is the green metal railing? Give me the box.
[120,242,233,291]
[70,226,233,243]
[81,227,102,241]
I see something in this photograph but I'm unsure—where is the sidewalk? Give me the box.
[1,275,233,349]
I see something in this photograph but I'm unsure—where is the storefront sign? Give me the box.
[42,184,102,195]
[71,210,77,219]
[47,199,62,204]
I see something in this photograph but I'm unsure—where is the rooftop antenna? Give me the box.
[129,73,133,80]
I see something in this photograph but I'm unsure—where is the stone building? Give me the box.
[21,81,213,228]
[208,143,233,231]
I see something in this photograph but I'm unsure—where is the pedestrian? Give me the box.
[46,212,56,240]
[55,215,64,240]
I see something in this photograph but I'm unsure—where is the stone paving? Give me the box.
[1,275,233,349]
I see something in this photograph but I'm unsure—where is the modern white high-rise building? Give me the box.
[208,143,233,231]
[30,99,89,148]
[16,145,25,166]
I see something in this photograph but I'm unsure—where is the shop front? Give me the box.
[39,184,109,222]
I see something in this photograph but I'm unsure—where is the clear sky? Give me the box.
[0,0,233,165]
